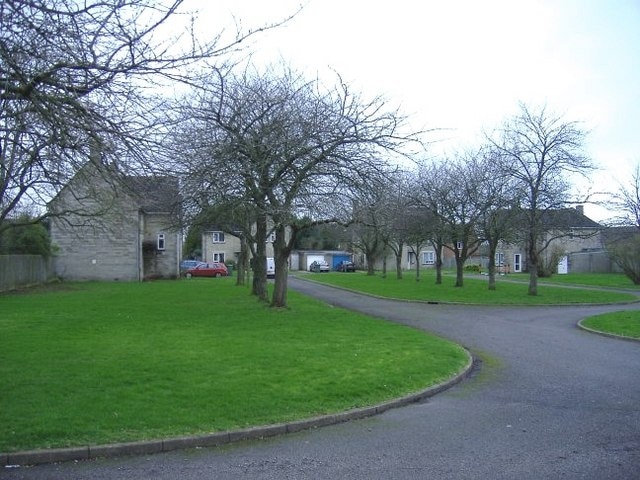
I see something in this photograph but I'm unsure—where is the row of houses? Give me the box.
[47,164,615,282]
[200,204,611,275]
[200,230,353,272]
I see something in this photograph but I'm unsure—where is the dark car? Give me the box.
[335,260,356,272]
[183,262,228,278]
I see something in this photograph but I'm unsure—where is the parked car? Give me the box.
[309,260,330,273]
[266,257,276,279]
[183,262,228,278]
[335,260,356,272]
[180,259,203,271]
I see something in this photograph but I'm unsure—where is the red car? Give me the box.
[183,262,228,278]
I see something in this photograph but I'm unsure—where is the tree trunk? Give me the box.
[236,236,248,286]
[381,252,387,279]
[243,236,251,286]
[395,251,403,280]
[528,245,539,296]
[528,263,538,295]
[455,255,464,287]
[366,252,376,275]
[432,242,443,285]
[415,251,421,282]
[271,224,290,308]
[251,213,268,302]
[487,243,497,291]
[271,256,289,308]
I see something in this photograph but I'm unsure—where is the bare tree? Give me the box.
[381,172,417,280]
[172,64,414,306]
[415,155,487,288]
[429,228,447,285]
[404,206,434,282]
[604,163,640,284]
[479,207,520,290]
[473,146,522,290]
[412,161,448,285]
[489,103,594,295]
[603,228,640,284]
[347,174,416,279]
[0,0,293,235]
[609,164,640,228]
[349,195,387,276]
[444,151,494,287]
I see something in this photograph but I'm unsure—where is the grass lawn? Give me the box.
[298,271,639,305]
[581,311,640,339]
[502,272,640,290]
[0,279,468,453]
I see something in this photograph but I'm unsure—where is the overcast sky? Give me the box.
[205,0,640,220]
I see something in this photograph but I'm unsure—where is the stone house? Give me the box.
[49,162,182,281]
[201,225,302,269]
[200,227,247,265]
[488,206,606,274]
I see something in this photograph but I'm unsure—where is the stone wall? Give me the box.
[50,208,141,281]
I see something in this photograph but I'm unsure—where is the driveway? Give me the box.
[2,277,639,479]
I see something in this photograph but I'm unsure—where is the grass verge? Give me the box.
[498,272,640,289]
[298,271,638,304]
[581,311,640,339]
[0,279,468,453]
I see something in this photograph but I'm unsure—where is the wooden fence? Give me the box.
[0,255,54,292]
[568,251,618,274]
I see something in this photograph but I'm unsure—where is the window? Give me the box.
[212,231,225,243]
[157,233,165,251]
[456,241,463,250]
[513,254,522,272]
[495,252,504,266]
[267,232,276,243]
[213,252,225,263]
[422,251,435,265]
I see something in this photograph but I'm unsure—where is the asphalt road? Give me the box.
[3,277,639,479]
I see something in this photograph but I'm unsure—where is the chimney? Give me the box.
[575,205,584,215]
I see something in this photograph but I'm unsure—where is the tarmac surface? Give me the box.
[2,276,639,479]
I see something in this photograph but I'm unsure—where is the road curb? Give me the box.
[577,319,640,342]
[1,354,473,467]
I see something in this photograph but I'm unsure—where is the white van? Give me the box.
[266,257,275,279]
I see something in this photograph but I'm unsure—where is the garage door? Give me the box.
[332,255,350,270]
[306,255,325,270]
